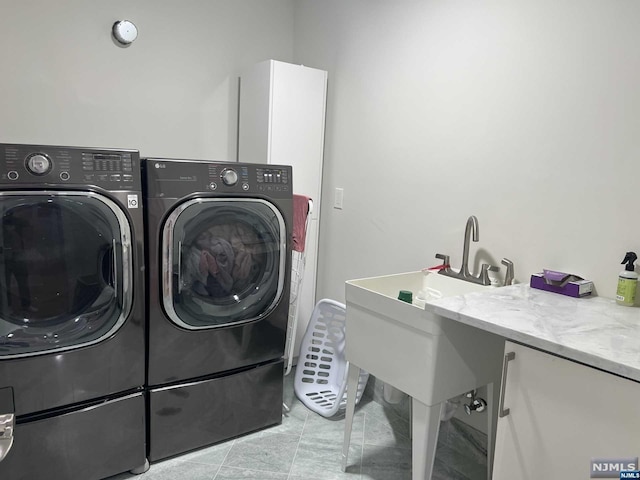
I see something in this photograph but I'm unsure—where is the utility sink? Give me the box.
[345,270,503,403]
[342,270,505,480]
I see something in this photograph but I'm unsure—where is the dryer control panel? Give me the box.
[143,159,292,199]
[0,143,141,191]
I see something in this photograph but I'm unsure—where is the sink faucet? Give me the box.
[435,215,494,286]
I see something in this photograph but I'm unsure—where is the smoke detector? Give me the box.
[112,20,138,46]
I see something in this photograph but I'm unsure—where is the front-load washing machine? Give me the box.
[0,144,147,479]
[143,158,292,461]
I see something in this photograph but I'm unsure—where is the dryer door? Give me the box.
[163,198,286,329]
[0,192,133,358]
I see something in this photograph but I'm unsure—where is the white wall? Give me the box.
[0,0,294,160]
[294,0,640,303]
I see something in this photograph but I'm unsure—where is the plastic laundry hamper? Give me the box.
[294,299,369,417]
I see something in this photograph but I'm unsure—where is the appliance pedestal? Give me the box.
[148,360,284,462]
[0,392,146,480]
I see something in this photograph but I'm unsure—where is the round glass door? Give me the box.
[163,198,286,329]
[0,192,133,358]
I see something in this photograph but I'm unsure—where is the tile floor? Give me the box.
[107,373,487,480]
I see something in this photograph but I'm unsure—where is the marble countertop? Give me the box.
[426,284,640,383]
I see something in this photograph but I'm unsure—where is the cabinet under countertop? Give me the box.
[492,341,640,480]
[426,283,640,383]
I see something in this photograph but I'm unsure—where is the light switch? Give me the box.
[334,188,344,210]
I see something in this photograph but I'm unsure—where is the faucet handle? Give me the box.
[479,264,493,285]
[434,253,450,267]
[501,258,515,285]
[482,264,502,286]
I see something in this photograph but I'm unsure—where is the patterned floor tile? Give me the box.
[289,436,363,479]
[358,397,410,433]
[108,460,220,480]
[438,418,488,474]
[302,409,366,445]
[363,409,411,450]
[432,456,477,480]
[213,465,288,479]
[434,444,487,480]
[270,398,309,437]
[360,444,411,480]
[171,441,235,466]
[221,432,299,473]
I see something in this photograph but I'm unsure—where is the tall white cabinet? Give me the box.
[238,59,328,357]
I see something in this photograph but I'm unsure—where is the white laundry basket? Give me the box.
[294,299,370,417]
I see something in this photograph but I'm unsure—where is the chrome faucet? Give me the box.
[435,215,495,286]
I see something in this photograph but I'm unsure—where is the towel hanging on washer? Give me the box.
[292,194,312,253]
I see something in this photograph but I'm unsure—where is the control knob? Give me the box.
[25,153,52,175]
[221,168,238,186]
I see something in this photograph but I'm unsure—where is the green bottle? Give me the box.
[616,252,638,307]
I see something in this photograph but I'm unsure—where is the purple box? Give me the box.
[530,273,593,298]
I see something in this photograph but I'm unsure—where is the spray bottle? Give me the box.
[616,252,638,306]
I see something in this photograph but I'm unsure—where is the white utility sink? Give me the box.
[341,270,505,480]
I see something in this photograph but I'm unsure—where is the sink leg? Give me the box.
[486,380,501,480]
[411,398,444,480]
[341,363,361,472]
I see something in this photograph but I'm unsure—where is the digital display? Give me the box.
[257,168,288,184]
[82,152,133,175]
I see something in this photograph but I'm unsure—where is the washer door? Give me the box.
[163,198,286,329]
[0,192,133,358]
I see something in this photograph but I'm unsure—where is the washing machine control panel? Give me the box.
[0,143,141,190]
[208,164,290,196]
[143,160,291,198]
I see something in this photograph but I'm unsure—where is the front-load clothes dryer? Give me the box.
[0,144,147,479]
[143,158,292,462]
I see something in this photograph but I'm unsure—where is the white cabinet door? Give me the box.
[493,341,640,480]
